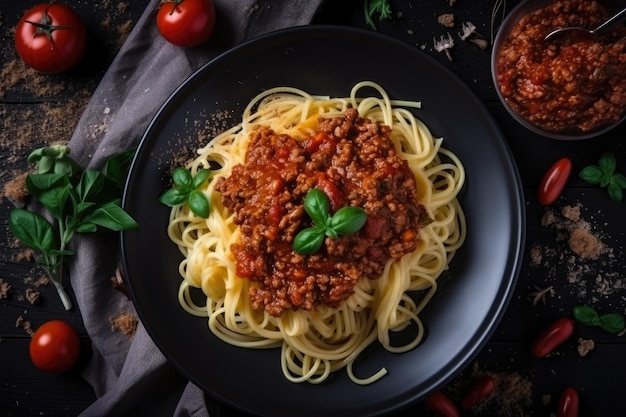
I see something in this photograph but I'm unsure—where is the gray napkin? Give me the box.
[67,1,326,415]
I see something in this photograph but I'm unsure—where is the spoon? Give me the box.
[544,5,626,41]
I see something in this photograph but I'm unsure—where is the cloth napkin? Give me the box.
[66,1,326,415]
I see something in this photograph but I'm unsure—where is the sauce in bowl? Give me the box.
[494,0,626,137]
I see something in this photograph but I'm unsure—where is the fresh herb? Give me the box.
[159,167,211,218]
[9,146,138,310]
[293,188,367,255]
[364,0,392,30]
[573,305,625,334]
[579,152,626,202]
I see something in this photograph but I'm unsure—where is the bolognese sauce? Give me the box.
[495,0,626,133]
[215,108,425,317]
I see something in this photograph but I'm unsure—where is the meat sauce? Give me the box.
[495,0,626,133]
[215,108,425,317]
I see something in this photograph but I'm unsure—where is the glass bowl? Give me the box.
[491,0,626,140]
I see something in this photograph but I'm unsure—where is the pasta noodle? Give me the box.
[166,81,466,385]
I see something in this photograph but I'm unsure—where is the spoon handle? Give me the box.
[594,6,626,35]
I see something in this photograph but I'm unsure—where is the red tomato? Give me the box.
[537,157,572,205]
[557,387,580,417]
[531,317,575,358]
[424,391,460,417]
[15,3,87,73]
[29,320,81,373]
[461,375,496,409]
[156,0,216,47]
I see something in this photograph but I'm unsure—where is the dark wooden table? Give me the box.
[2,1,625,416]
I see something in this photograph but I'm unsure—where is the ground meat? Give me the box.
[215,108,425,316]
[495,0,626,133]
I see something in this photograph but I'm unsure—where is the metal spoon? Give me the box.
[544,5,626,41]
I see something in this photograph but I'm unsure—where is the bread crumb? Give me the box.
[569,227,603,260]
[110,312,138,339]
[577,337,595,356]
[438,13,455,28]
[0,278,12,299]
[529,245,542,265]
[25,288,41,305]
[541,209,557,226]
[561,205,581,222]
[2,171,30,207]
[16,315,34,336]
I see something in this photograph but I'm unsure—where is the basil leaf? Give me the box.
[77,170,105,203]
[599,152,616,176]
[192,169,211,189]
[103,148,135,187]
[188,190,210,218]
[573,305,600,327]
[600,174,612,188]
[304,188,330,225]
[329,207,367,235]
[612,173,626,189]
[76,202,96,215]
[75,223,98,233]
[29,182,72,220]
[53,159,77,176]
[172,167,193,189]
[26,173,69,194]
[27,147,45,162]
[159,188,189,206]
[82,202,139,231]
[9,208,57,253]
[607,182,623,202]
[294,226,325,254]
[598,313,625,334]
[38,155,54,173]
[578,166,603,184]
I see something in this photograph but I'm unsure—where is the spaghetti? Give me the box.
[165,81,466,385]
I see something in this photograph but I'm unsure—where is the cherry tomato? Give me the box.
[424,390,460,417]
[557,387,580,417]
[29,320,81,373]
[156,0,216,47]
[461,375,496,409]
[537,157,572,205]
[15,3,87,73]
[531,317,575,358]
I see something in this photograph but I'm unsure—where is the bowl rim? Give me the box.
[490,0,626,140]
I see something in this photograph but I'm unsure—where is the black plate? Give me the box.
[121,25,525,417]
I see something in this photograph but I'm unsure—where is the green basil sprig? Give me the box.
[293,188,367,255]
[573,305,625,334]
[9,146,138,310]
[364,0,392,30]
[159,167,211,218]
[579,152,626,202]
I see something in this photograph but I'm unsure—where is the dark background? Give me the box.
[1,0,625,416]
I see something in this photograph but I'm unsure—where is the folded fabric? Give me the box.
[68,1,326,415]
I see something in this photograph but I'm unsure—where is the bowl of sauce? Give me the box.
[492,0,626,140]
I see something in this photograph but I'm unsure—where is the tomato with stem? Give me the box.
[156,0,216,47]
[15,3,87,73]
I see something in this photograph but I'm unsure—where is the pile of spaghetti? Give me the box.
[165,81,466,385]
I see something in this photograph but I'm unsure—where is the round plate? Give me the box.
[121,25,525,417]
